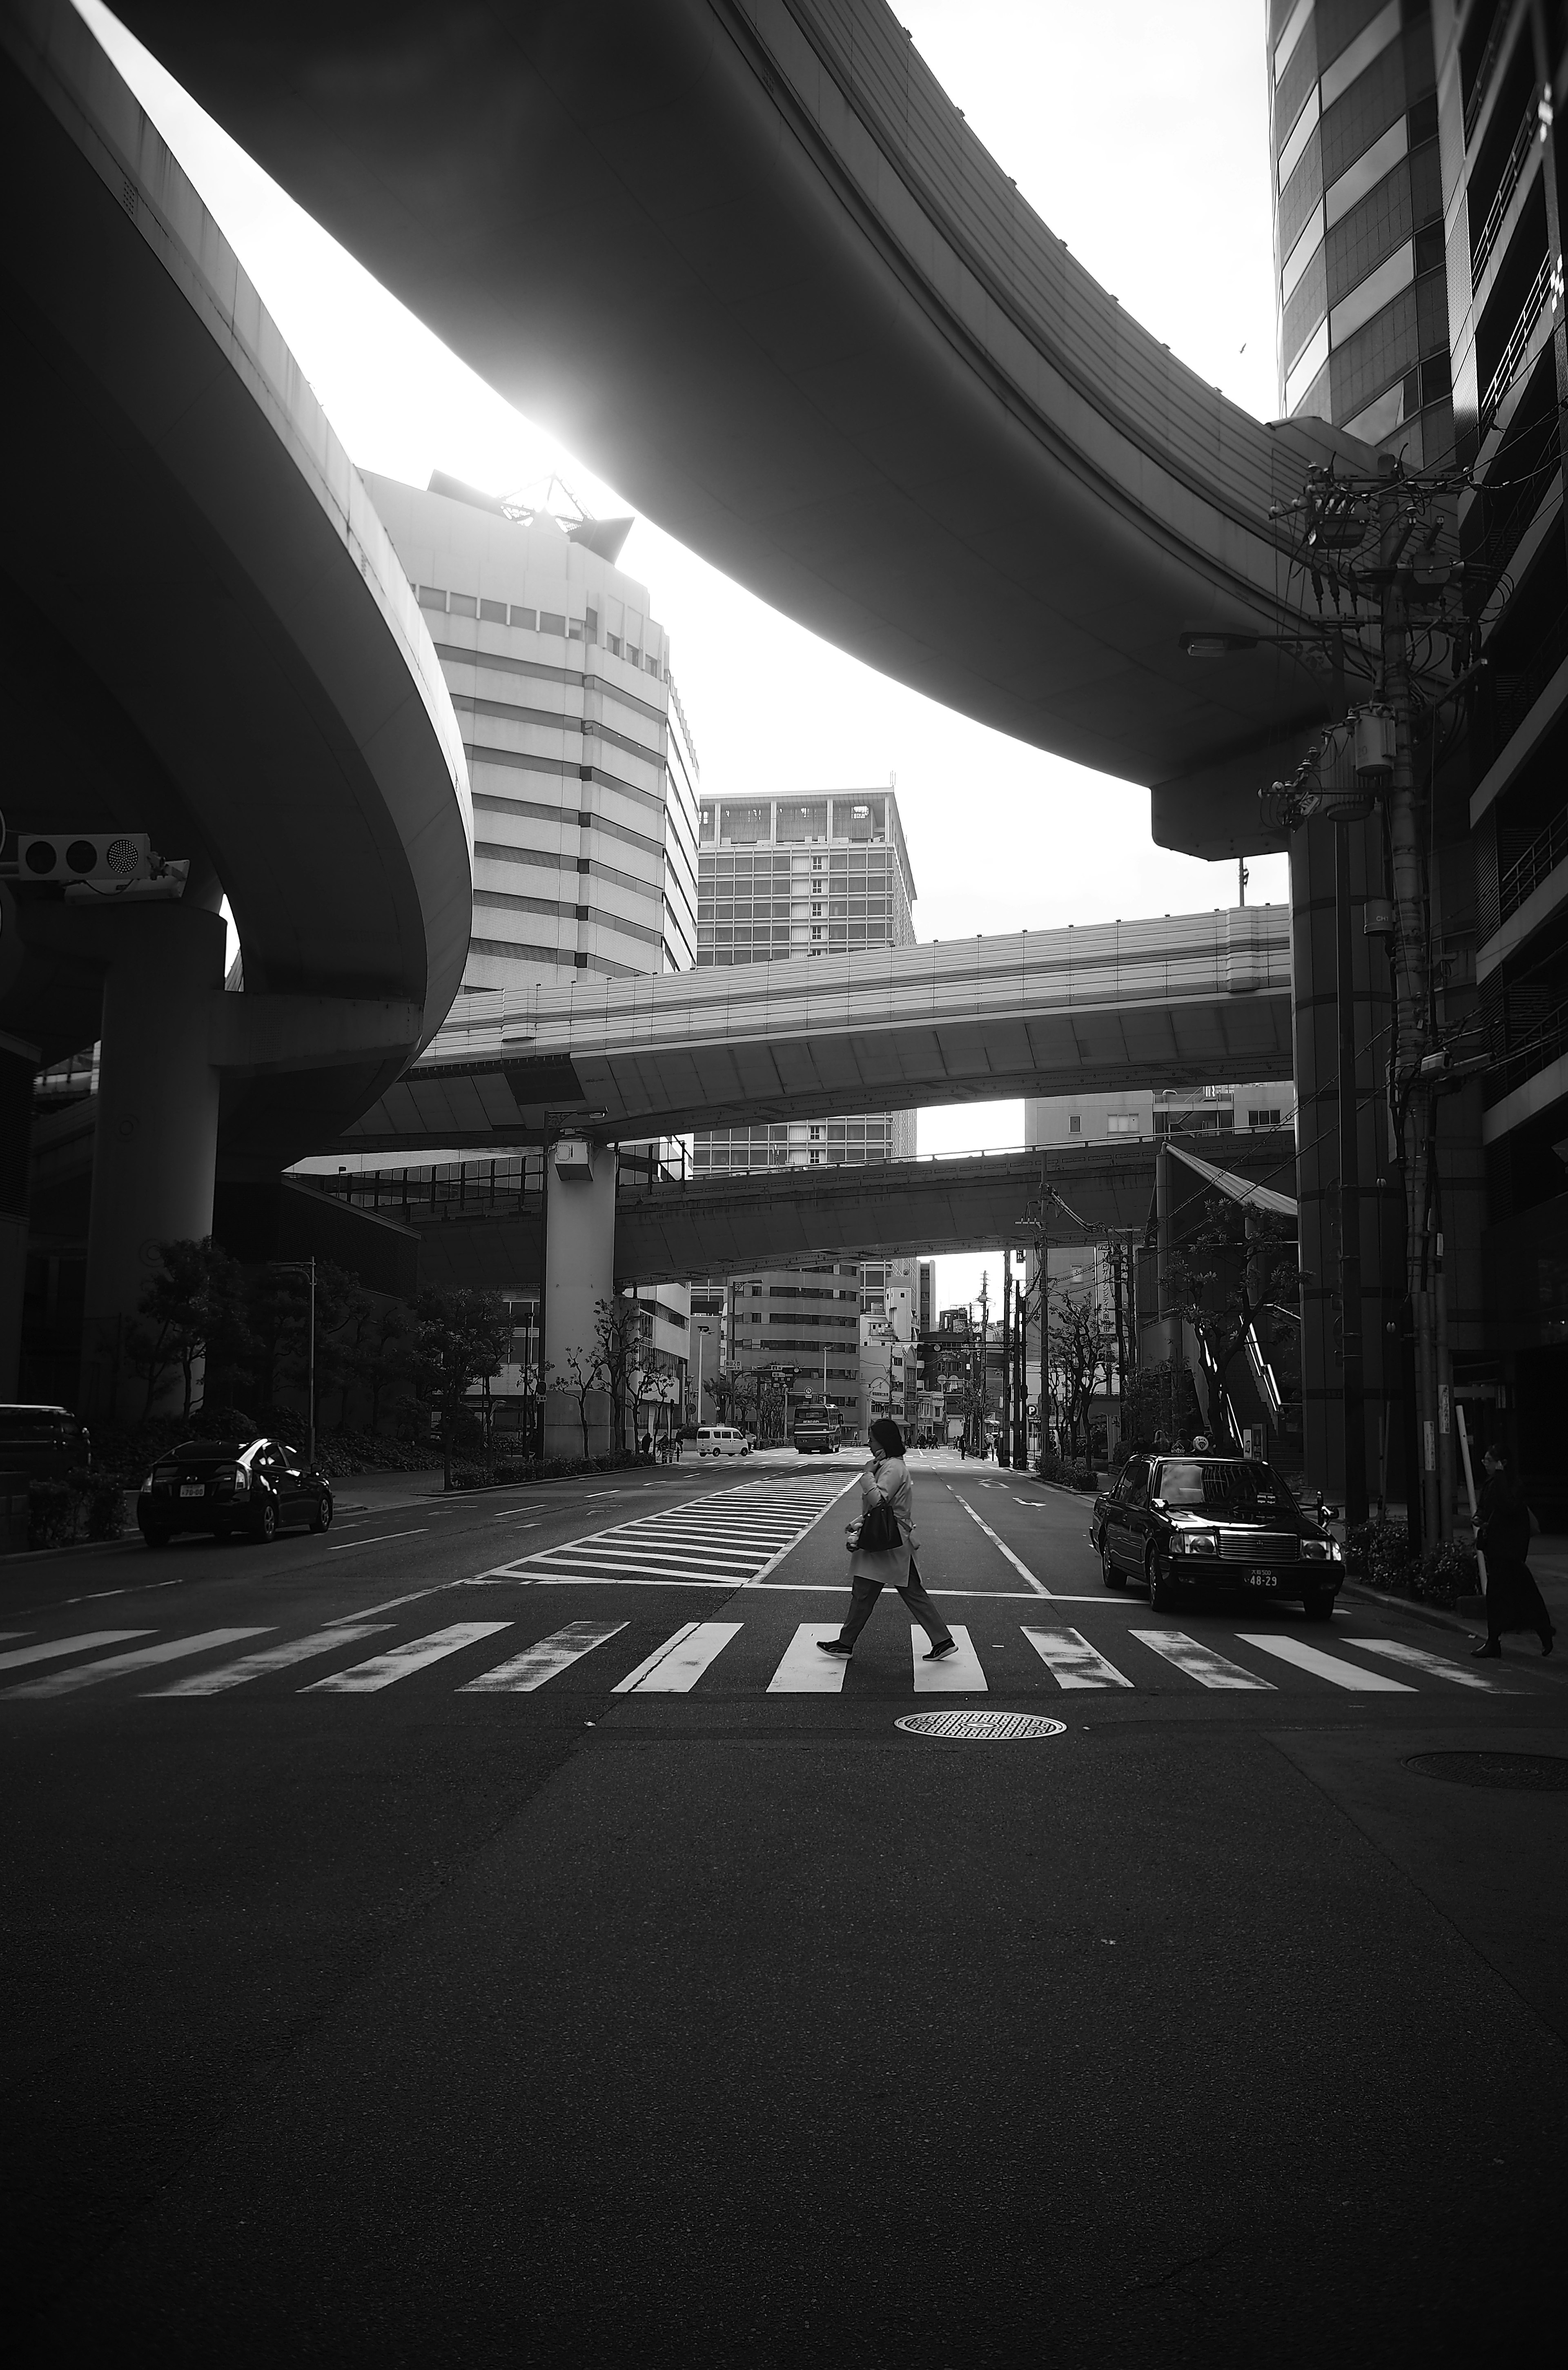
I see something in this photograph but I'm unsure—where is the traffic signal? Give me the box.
[11,833,154,884]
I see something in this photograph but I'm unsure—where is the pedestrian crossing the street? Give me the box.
[0,1612,1542,1706]
[479,1474,854,1591]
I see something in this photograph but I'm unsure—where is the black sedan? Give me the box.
[1089,1452,1342,1620]
[137,1437,333,1546]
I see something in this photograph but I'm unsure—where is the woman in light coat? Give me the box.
[820,1417,956,1662]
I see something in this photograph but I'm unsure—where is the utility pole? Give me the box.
[975,1271,990,1455]
[1377,456,1440,1548]
[1009,1242,1018,1460]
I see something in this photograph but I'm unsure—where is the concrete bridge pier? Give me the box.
[79,903,227,1428]
[542,1139,617,1459]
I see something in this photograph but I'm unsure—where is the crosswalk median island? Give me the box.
[303,1622,512,1695]
[612,1621,743,1694]
[1021,1627,1134,1689]
[461,1620,628,1693]
[3,1628,272,1700]
[1129,1631,1276,1691]
[1235,1635,1414,1692]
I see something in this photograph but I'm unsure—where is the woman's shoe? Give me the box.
[1471,1640,1502,1659]
[924,1639,958,1661]
[817,1639,852,1657]
[1541,1629,1556,1658]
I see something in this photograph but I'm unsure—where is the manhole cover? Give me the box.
[1405,1751,1568,1792]
[895,1710,1066,1742]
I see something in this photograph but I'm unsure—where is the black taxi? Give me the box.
[1090,1451,1342,1620]
[137,1438,333,1547]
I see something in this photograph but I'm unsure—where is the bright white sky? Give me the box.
[87,1,1286,1317]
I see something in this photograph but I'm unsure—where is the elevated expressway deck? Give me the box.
[0,2,472,1408]
[398,1132,1300,1296]
[118,0,1376,858]
[338,906,1292,1155]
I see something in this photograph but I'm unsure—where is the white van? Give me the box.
[696,1425,751,1459]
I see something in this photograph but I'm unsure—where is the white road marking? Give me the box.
[1236,1635,1414,1691]
[1131,1631,1276,1690]
[3,1628,271,1699]
[1021,1627,1134,1689]
[149,1625,392,1695]
[328,1527,429,1552]
[461,1619,628,1693]
[912,1625,987,1692]
[0,1629,151,1673]
[767,1624,849,1693]
[1346,1637,1510,1690]
[303,1621,512,1693]
[951,1492,1051,1595]
[612,1620,744,1693]
[325,1585,454,1623]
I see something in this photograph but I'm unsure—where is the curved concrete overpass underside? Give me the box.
[402,1133,1299,1294]
[0,1,473,1168]
[340,908,1292,1154]
[118,0,1376,857]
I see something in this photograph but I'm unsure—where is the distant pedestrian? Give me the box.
[820,1417,956,1663]
[1473,1446,1554,1658]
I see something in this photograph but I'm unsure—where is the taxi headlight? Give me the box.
[1302,1539,1334,1561]
[1186,1531,1218,1556]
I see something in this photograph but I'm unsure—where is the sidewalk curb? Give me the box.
[1339,1579,1479,1637]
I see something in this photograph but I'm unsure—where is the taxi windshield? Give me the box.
[1159,1460,1296,1513]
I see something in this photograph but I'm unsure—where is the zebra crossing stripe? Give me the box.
[1021,1627,1134,1689]
[613,1621,743,1693]
[1345,1638,1507,1690]
[767,1624,848,1693]
[1236,1635,1414,1692]
[3,1628,272,1700]
[0,1629,152,1673]
[1130,1631,1276,1690]
[150,1625,392,1696]
[912,1626,986,1692]
[461,1620,628,1693]
[303,1622,512,1694]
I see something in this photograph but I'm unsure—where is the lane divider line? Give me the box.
[950,1491,1051,1596]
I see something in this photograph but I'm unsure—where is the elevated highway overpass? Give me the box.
[341,906,1292,1154]
[115,0,1386,858]
[393,1132,1300,1296]
[0,2,473,1412]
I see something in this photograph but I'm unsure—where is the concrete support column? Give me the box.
[1289,819,1399,1505]
[79,905,226,1426]
[541,1140,617,1460]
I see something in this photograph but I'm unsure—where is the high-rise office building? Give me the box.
[1272,1,1452,460]
[304,470,701,1413]
[1267,2,1568,1520]
[690,789,919,1431]
[693,790,918,1174]
[361,472,699,991]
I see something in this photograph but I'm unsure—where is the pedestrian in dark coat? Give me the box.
[1473,1447,1554,1658]
[820,1418,956,1662]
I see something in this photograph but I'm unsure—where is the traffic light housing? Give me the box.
[11,833,154,884]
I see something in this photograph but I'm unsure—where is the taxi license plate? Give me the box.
[180,1483,205,1499]
[1244,1569,1278,1589]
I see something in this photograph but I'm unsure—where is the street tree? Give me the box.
[128,1238,253,1421]
[414,1286,512,1487]
[554,1341,607,1463]
[594,1294,645,1454]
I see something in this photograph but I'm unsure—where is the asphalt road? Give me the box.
[2,1449,1564,2368]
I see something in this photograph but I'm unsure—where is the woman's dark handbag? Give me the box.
[856,1493,901,1552]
